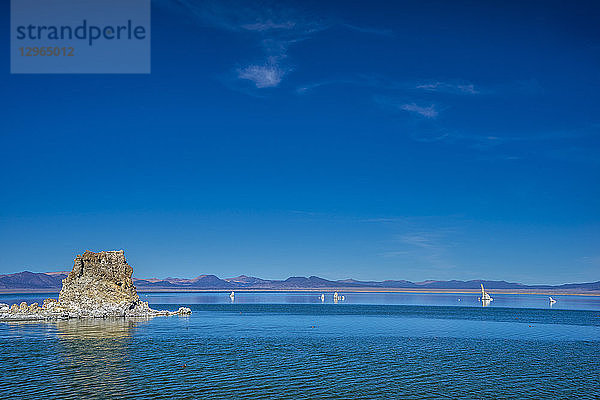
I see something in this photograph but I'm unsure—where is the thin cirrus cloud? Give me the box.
[361,216,465,272]
[296,75,597,162]
[384,231,457,271]
[398,233,438,249]
[400,103,439,119]
[163,0,317,34]
[341,23,395,36]
[157,0,327,89]
[238,63,288,88]
[416,81,479,95]
[296,76,480,96]
[241,20,298,31]
[158,0,393,90]
[296,75,407,94]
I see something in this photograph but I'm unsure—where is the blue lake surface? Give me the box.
[1,292,599,399]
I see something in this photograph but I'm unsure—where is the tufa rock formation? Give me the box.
[1,250,191,320]
[58,250,144,316]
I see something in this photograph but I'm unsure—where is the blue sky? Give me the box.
[1,0,599,284]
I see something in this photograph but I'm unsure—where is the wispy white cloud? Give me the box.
[580,256,600,266]
[364,215,460,270]
[384,230,457,270]
[297,77,372,94]
[416,81,479,95]
[379,251,410,258]
[241,20,297,31]
[238,63,288,88]
[398,233,438,249]
[400,103,439,119]
[372,90,600,155]
[156,0,324,89]
[296,75,407,95]
[158,1,396,91]
[163,0,318,34]
[234,14,317,89]
[373,96,450,142]
[296,76,481,97]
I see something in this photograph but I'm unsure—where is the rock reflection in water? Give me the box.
[53,318,148,399]
[55,317,147,339]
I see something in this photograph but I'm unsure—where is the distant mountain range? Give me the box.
[1,271,599,291]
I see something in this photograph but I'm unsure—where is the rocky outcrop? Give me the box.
[57,250,151,317]
[0,250,192,321]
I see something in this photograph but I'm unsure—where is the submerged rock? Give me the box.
[0,250,192,321]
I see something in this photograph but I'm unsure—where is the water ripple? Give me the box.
[1,304,599,399]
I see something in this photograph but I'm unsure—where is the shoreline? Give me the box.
[1,287,599,296]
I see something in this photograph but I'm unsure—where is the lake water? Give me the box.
[1,292,599,399]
